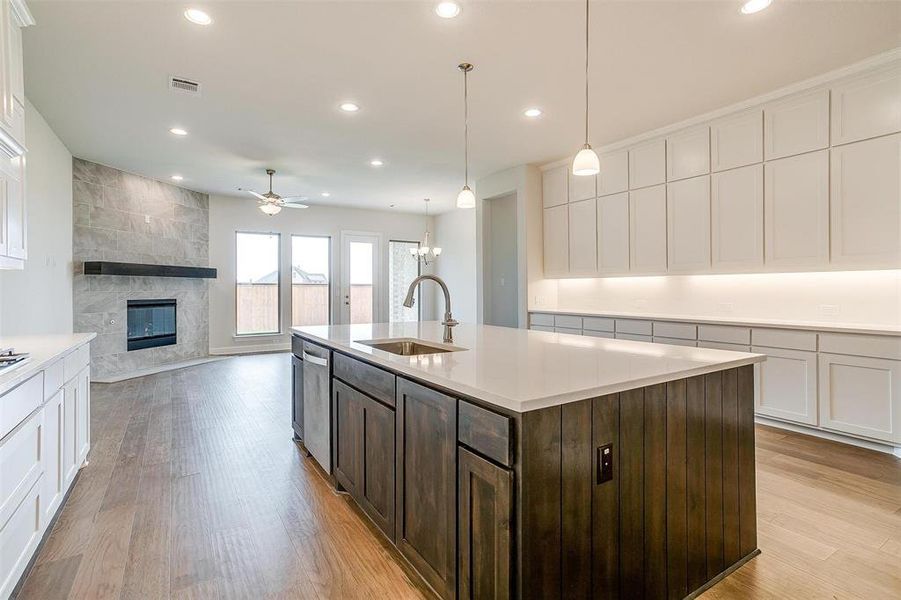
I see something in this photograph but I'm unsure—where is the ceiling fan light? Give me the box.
[573,145,600,176]
[457,185,476,209]
[259,203,282,216]
[433,247,443,256]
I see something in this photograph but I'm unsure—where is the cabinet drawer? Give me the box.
[653,337,697,348]
[291,335,305,358]
[616,333,652,343]
[0,477,42,600]
[64,344,90,382]
[818,333,901,361]
[0,409,42,528]
[653,321,697,340]
[530,325,554,333]
[44,359,65,400]
[529,313,555,327]
[582,317,615,332]
[0,373,43,442]
[334,352,396,408]
[553,315,582,329]
[584,330,614,339]
[698,341,751,352]
[554,327,582,336]
[698,325,751,345]
[615,319,653,336]
[458,400,513,467]
[751,328,817,352]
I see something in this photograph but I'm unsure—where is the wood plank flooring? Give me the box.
[14,353,901,599]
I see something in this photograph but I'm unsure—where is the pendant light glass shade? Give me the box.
[259,203,282,216]
[456,185,475,209]
[573,144,600,176]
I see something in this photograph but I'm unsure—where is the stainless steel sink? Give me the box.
[356,338,465,356]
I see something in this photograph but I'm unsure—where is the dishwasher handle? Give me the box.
[302,351,329,367]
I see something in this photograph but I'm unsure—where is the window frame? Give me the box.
[388,239,422,322]
[234,230,282,337]
[290,233,333,328]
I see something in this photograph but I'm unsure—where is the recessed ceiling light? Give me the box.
[435,2,461,18]
[339,102,360,112]
[370,159,384,167]
[170,174,184,181]
[184,8,212,25]
[169,127,188,136]
[524,108,543,118]
[740,0,772,14]
[321,192,331,197]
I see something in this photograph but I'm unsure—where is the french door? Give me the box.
[340,232,382,324]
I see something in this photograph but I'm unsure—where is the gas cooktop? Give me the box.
[0,348,29,371]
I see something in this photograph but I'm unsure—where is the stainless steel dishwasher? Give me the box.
[301,341,331,473]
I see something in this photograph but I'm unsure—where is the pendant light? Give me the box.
[456,62,476,208]
[410,199,442,266]
[572,0,600,176]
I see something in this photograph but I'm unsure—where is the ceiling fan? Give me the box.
[242,169,309,215]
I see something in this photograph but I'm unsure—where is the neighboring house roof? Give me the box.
[253,266,328,284]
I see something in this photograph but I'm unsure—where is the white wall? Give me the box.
[537,270,901,329]
[0,99,73,336]
[432,207,477,324]
[208,194,436,354]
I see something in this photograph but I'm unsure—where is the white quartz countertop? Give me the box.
[530,308,901,337]
[291,322,764,413]
[0,333,96,396]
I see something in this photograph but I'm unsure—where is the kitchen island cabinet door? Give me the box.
[358,394,395,540]
[395,378,457,600]
[332,379,363,497]
[458,447,512,600]
[291,355,304,442]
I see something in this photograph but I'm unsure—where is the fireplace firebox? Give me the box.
[127,299,177,351]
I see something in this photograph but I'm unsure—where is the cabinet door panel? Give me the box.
[711,108,762,172]
[359,395,395,540]
[629,139,666,189]
[830,134,901,267]
[764,150,829,268]
[597,192,629,274]
[543,204,569,276]
[764,89,829,160]
[62,380,78,487]
[458,447,512,600]
[333,379,363,496]
[0,477,42,600]
[831,67,901,146]
[542,165,568,208]
[667,126,710,181]
[76,367,90,465]
[629,185,667,273]
[818,353,901,443]
[667,175,710,272]
[291,355,304,441]
[3,156,23,259]
[568,198,597,274]
[0,172,7,257]
[569,170,596,203]
[711,164,763,270]
[598,150,629,196]
[42,390,64,522]
[753,347,817,425]
[395,378,456,599]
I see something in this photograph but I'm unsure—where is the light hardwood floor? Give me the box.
[13,353,901,599]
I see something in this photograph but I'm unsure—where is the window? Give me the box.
[236,232,280,335]
[291,235,331,327]
[389,240,421,322]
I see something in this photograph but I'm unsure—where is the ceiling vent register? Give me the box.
[168,76,201,96]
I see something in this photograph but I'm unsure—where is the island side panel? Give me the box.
[561,400,592,599]
[592,394,620,600]
[722,368,742,566]
[686,375,708,592]
[705,371,726,579]
[737,365,758,556]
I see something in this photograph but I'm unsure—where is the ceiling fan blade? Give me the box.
[248,190,268,201]
[282,201,309,209]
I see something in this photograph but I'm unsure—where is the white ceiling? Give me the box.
[24,1,900,213]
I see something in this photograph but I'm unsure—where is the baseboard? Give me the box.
[685,549,761,599]
[209,343,291,356]
[92,356,227,383]
[756,416,900,456]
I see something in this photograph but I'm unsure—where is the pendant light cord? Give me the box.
[464,67,469,186]
[584,0,590,145]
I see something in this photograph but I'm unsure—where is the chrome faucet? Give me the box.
[403,274,459,343]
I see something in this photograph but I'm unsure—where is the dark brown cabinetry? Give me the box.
[395,377,457,600]
[291,354,303,442]
[458,447,513,600]
[332,378,396,540]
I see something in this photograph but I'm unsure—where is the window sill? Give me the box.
[233,332,284,340]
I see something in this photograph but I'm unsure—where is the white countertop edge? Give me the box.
[0,333,96,396]
[529,308,901,337]
[293,330,765,413]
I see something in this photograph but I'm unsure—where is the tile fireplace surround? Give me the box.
[72,158,210,379]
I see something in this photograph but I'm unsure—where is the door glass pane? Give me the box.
[236,232,280,335]
[291,236,330,327]
[349,241,373,324]
[389,241,420,322]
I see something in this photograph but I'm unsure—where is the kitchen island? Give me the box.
[290,322,765,600]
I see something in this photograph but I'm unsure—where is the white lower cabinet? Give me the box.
[753,346,818,425]
[41,390,64,523]
[0,476,42,599]
[818,353,901,443]
[76,367,91,466]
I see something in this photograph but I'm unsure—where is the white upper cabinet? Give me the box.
[666,126,710,181]
[764,150,828,268]
[569,170,597,203]
[597,192,630,274]
[628,139,666,190]
[568,198,597,274]
[830,133,901,267]
[764,88,830,160]
[711,164,763,270]
[597,150,629,197]
[629,185,667,273]
[711,108,762,172]
[542,165,568,208]
[831,67,901,146]
[667,176,710,273]
[4,157,23,259]
[543,204,569,276]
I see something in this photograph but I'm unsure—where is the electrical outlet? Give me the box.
[597,444,613,484]
[819,304,840,316]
